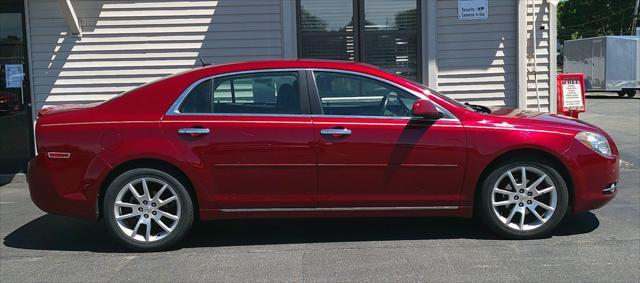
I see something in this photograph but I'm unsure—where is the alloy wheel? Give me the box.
[113,177,181,242]
[491,166,558,231]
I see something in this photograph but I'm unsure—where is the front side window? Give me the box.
[179,72,301,114]
[313,72,417,117]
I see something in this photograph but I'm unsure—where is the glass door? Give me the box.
[0,7,33,173]
[298,0,420,80]
[298,0,356,61]
[362,0,419,80]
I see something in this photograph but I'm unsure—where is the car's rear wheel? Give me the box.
[103,168,194,251]
[478,160,569,239]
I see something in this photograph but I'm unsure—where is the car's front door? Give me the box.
[308,71,467,208]
[162,70,317,209]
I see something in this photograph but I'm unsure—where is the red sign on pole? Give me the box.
[557,73,586,118]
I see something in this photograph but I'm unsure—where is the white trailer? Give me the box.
[563,36,640,97]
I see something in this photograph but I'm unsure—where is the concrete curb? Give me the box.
[0,173,27,185]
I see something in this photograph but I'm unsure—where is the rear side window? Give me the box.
[179,72,301,114]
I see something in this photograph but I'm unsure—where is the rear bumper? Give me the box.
[28,154,106,221]
[565,142,619,213]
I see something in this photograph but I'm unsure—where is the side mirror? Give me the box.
[412,99,442,119]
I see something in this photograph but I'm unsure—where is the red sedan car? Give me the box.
[28,60,618,251]
[0,90,20,114]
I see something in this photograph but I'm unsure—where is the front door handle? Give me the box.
[320,128,352,137]
[178,127,210,137]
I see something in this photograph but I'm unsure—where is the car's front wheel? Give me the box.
[478,160,569,239]
[103,168,194,251]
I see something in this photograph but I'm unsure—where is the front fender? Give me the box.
[459,123,576,207]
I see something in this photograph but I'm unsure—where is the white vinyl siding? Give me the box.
[26,0,556,112]
[435,0,519,108]
[27,0,284,110]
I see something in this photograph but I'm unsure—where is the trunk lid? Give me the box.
[37,102,102,118]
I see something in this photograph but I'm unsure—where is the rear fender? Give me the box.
[95,128,213,211]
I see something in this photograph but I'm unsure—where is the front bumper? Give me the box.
[564,141,619,213]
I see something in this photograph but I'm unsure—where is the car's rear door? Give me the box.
[161,70,317,209]
[308,70,467,208]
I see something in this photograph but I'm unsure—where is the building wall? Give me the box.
[26,0,555,113]
[26,0,285,111]
[435,0,519,108]
[432,0,554,111]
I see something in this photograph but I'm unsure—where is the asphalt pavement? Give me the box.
[1,95,639,282]
[582,93,640,166]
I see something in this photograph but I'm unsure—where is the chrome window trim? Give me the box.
[165,67,459,122]
[167,112,314,118]
[311,115,449,121]
[165,68,307,116]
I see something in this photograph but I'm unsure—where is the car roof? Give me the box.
[188,59,388,77]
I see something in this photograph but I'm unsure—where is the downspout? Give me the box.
[530,0,541,111]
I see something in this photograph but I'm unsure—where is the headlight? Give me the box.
[575,131,611,156]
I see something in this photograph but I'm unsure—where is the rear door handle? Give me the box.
[320,128,352,136]
[178,127,210,136]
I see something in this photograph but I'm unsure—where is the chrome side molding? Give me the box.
[220,206,458,213]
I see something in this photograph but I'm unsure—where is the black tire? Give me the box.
[617,91,626,97]
[103,168,194,251]
[627,90,637,98]
[477,160,569,239]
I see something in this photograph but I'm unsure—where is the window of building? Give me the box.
[179,72,301,115]
[313,71,418,117]
[298,0,420,80]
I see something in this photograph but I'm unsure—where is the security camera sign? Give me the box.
[5,64,24,88]
[458,0,488,20]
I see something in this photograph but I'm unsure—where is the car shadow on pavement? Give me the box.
[3,212,599,253]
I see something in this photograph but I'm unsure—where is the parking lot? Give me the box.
[1,95,638,282]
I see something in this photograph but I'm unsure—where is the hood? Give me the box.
[486,107,604,132]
